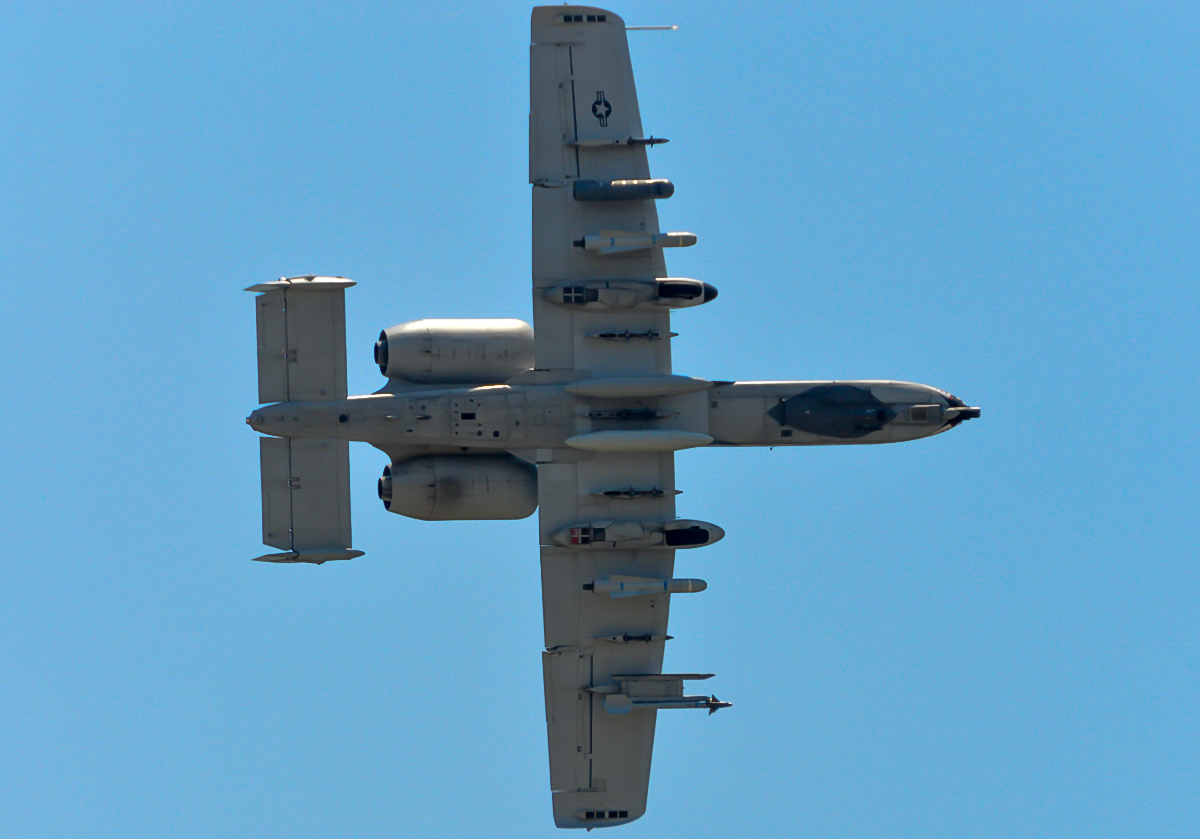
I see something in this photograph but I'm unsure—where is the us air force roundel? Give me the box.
[592,90,612,126]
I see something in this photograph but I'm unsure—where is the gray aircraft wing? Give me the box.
[538,456,678,826]
[531,6,701,828]
[530,5,676,377]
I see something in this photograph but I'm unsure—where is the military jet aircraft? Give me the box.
[243,5,979,830]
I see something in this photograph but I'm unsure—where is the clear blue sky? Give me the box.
[2,2,1197,837]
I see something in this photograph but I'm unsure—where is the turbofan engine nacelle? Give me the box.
[374,318,534,383]
[377,455,538,521]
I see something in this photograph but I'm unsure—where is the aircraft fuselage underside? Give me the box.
[247,379,976,453]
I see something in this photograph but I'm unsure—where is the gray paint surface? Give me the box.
[242,4,979,829]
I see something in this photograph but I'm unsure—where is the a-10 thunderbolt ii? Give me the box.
[243,5,980,829]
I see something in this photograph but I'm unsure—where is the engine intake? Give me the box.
[375,318,534,383]
[379,455,537,521]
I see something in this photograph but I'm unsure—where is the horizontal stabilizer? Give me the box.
[258,436,359,563]
[249,275,352,404]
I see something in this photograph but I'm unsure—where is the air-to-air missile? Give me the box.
[588,674,733,716]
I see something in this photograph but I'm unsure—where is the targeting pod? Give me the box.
[573,178,674,201]
[544,278,718,310]
[550,519,725,549]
